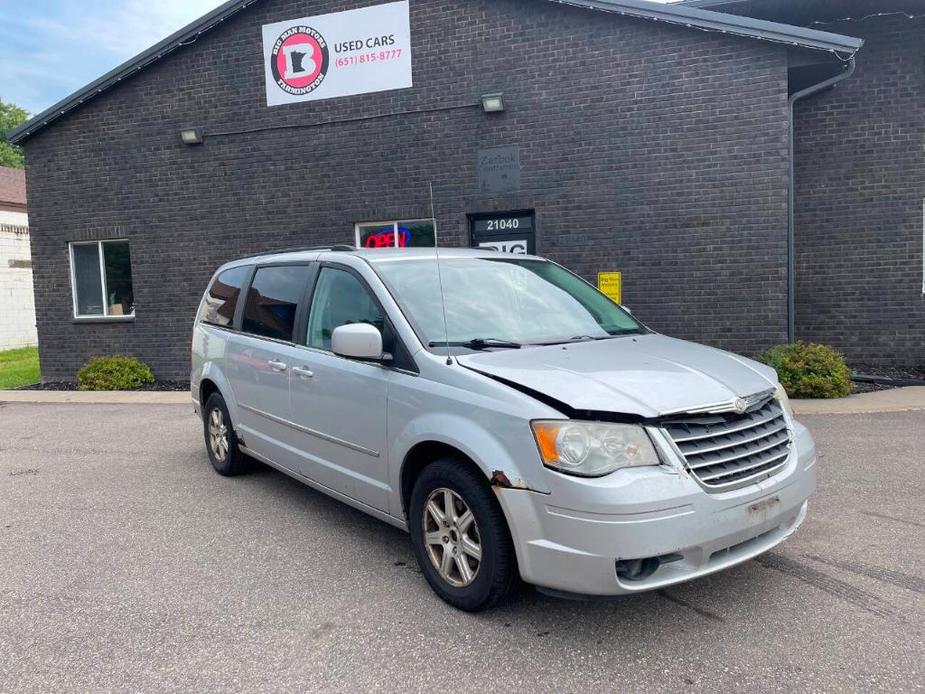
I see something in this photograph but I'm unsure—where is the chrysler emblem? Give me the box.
[734,398,748,414]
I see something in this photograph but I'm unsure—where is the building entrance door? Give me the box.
[469,210,535,255]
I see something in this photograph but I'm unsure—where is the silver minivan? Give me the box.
[191,246,816,611]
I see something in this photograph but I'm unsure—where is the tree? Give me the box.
[0,100,30,169]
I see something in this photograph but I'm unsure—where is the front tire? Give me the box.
[203,392,250,476]
[409,459,516,612]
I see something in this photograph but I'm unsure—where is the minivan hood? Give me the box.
[457,334,777,419]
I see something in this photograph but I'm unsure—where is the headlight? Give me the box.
[531,421,661,477]
[775,383,794,420]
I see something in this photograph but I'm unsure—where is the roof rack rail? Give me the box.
[240,245,356,260]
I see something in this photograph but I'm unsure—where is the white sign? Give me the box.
[479,240,529,255]
[262,1,412,107]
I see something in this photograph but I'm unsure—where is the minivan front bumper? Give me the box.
[496,420,816,596]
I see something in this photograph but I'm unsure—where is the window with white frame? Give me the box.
[69,240,135,318]
[355,219,436,249]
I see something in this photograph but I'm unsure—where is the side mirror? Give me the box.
[332,323,384,361]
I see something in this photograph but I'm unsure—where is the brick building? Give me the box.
[0,167,37,351]
[10,0,899,382]
[684,0,925,369]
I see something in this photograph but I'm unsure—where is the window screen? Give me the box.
[73,243,105,316]
[102,242,134,316]
[201,266,249,328]
[242,266,310,341]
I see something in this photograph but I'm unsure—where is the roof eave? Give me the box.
[7,0,260,145]
[559,0,863,53]
[7,0,863,146]
[678,0,746,7]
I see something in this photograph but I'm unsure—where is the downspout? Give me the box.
[786,57,856,342]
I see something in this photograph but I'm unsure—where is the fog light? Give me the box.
[615,553,682,582]
[616,557,660,582]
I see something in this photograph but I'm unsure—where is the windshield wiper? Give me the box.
[428,338,523,350]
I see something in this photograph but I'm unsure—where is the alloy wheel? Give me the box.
[422,488,482,587]
[208,407,229,462]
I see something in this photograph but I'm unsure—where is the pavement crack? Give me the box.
[804,554,925,595]
[657,590,725,623]
[859,510,925,529]
[755,553,897,619]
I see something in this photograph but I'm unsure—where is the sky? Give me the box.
[0,0,227,115]
[1,0,676,117]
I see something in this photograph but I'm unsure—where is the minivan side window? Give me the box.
[200,266,249,328]
[307,268,385,351]
[242,265,311,342]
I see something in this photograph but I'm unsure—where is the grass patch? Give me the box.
[0,346,40,389]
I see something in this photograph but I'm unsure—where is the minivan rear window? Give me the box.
[241,265,311,342]
[201,266,249,328]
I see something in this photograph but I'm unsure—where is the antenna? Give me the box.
[430,181,453,366]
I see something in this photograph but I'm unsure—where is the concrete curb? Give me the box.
[3,386,925,414]
[0,391,190,405]
[792,386,925,415]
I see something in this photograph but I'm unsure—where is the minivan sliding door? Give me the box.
[225,264,314,468]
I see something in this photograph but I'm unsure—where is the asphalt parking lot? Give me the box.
[1,403,922,693]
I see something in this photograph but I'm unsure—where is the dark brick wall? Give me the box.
[793,15,925,368]
[23,0,792,381]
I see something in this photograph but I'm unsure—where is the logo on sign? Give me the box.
[479,240,528,255]
[271,25,330,95]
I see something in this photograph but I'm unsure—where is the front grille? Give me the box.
[662,399,792,491]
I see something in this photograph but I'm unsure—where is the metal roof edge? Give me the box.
[7,0,261,145]
[7,0,863,146]
[676,0,744,7]
[557,0,863,53]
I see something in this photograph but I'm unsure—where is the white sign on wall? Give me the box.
[478,240,529,255]
[262,1,413,107]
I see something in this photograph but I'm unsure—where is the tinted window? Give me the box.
[242,266,310,341]
[201,266,249,328]
[307,268,385,351]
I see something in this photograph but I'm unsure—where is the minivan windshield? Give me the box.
[373,257,644,350]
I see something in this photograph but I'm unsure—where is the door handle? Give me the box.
[292,366,314,379]
[268,360,288,372]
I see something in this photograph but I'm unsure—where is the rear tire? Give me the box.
[409,459,516,612]
[203,392,250,476]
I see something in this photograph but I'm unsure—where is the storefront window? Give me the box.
[356,219,435,249]
[69,240,135,319]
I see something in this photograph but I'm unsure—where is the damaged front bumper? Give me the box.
[495,421,817,596]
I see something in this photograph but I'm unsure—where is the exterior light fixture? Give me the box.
[480,93,505,114]
[180,128,204,145]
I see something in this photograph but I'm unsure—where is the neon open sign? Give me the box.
[365,226,412,248]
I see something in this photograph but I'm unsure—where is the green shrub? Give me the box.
[758,342,853,399]
[77,355,155,391]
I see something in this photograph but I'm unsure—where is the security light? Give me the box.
[180,128,204,145]
[480,93,505,114]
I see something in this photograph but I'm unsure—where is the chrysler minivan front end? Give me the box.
[491,390,815,597]
[374,252,817,600]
